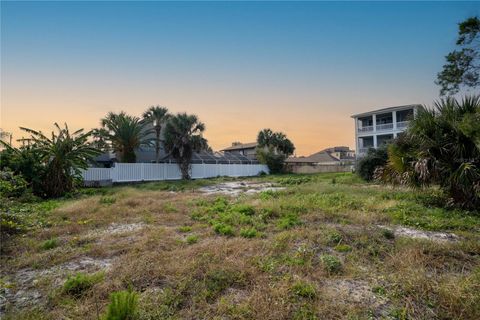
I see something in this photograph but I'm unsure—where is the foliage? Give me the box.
[0,170,28,198]
[16,123,100,198]
[376,96,480,209]
[356,145,388,181]
[41,238,58,250]
[102,289,139,320]
[239,227,259,238]
[291,281,317,299]
[436,17,479,95]
[185,234,198,244]
[320,254,342,273]
[256,129,295,174]
[163,113,208,179]
[99,112,152,163]
[63,272,104,297]
[142,106,170,163]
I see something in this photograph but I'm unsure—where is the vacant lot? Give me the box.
[1,173,479,319]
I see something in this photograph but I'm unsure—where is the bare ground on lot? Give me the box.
[1,173,479,319]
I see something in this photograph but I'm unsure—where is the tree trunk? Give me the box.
[155,128,161,163]
[180,160,191,180]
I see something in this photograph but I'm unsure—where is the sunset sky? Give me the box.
[1,1,478,156]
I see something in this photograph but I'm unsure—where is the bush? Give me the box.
[356,145,388,181]
[334,244,352,252]
[277,213,302,229]
[256,148,287,174]
[63,272,104,297]
[320,254,342,274]
[102,289,139,320]
[0,170,28,198]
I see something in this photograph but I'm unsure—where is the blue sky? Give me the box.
[2,1,479,154]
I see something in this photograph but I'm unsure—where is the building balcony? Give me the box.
[358,147,372,154]
[358,126,374,133]
[396,121,409,129]
[376,123,393,131]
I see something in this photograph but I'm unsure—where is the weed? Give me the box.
[63,272,104,297]
[382,228,395,240]
[102,289,138,320]
[185,235,198,244]
[204,269,244,302]
[326,230,343,245]
[277,213,301,229]
[292,304,318,320]
[99,196,116,205]
[213,222,234,236]
[320,254,342,274]
[231,204,255,216]
[240,227,258,238]
[40,238,58,250]
[178,226,192,233]
[334,244,352,252]
[291,281,317,299]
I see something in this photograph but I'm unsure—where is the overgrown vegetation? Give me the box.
[256,128,295,174]
[2,172,479,319]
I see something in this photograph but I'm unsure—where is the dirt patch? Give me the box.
[199,181,285,196]
[0,256,113,312]
[321,279,389,316]
[380,225,459,242]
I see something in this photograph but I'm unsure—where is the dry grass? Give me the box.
[1,173,479,319]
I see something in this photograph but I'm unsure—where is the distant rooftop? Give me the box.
[351,104,421,118]
[221,142,257,152]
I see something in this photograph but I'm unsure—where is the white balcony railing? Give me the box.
[376,123,393,131]
[358,126,374,133]
[396,121,409,129]
[358,147,373,154]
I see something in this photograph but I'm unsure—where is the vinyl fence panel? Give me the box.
[82,163,268,184]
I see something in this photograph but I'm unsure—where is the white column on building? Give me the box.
[354,118,359,156]
[392,111,397,131]
[372,114,377,132]
[373,135,378,148]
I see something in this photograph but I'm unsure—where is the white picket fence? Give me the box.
[81,163,269,184]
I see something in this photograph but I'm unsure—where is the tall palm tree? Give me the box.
[163,113,208,179]
[100,112,152,163]
[142,106,170,163]
[16,123,101,198]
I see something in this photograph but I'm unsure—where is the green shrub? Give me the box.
[292,304,318,320]
[356,145,388,181]
[213,222,234,236]
[102,289,139,320]
[291,281,317,299]
[41,238,58,250]
[334,244,352,252]
[63,272,104,297]
[232,204,255,216]
[320,254,342,274]
[277,213,301,229]
[256,148,287,174]
[204,269,243,302]
[185,235,198,244]
[240,227,258,238]
[0,170,28,198]
[326,231,342,245]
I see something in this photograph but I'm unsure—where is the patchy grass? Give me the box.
[2,172,479,319]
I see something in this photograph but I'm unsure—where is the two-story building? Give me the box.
[352,104,422,158]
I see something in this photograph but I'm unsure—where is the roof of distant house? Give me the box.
[221,142,258,152]
[351,104,422,118]
[286,146,355,164]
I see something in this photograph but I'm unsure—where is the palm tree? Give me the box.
[378,95,480,209]
[17,123,101,198]
[163,113,208,179]
[142,106,170,163]
[99,112,152,163]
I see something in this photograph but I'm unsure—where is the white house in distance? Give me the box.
[351,104,423,158]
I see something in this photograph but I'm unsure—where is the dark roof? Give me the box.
[351,104,422,118]
[221,142,257,152]
[286,146,355,164]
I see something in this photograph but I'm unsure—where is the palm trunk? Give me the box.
[155,129,160,163]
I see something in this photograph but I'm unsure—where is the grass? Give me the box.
[2,172,479,319]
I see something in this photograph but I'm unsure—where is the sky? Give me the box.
[1,1,479,156]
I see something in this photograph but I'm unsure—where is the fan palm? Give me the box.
[17,123,101,197]
[163,113,208,179]
[100,112,152,163]
[142,106,170,163]
[379,95,480,209]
